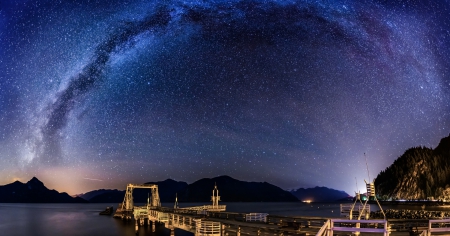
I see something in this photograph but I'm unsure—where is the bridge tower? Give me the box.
[119,183,160,213]
[211,183,221,209]
[124,185,134,210]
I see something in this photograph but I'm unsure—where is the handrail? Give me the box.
[245,213,269,222]
[428,219,450,235]
[316,219,330,236]
[340,203,370,219]
[333,219,387,224]
[316,219,389,236]
[195,219,221,235]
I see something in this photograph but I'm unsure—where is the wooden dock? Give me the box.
[112,182,450,236]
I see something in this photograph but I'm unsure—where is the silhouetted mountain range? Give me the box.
[79,176,298,203]
[87,190,126,203]
[375,134,450,200]
[80,179,188,203]
[75,189,120,201]
[290,186,350,202]
[145,179,188,202]
[178,175,298,202]
[2,176,351,203]
[0,177,87,203]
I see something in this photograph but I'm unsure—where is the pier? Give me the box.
[113,183,450,236]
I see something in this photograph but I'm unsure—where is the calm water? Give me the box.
[1,202,445,236]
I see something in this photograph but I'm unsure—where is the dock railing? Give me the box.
[427,219,450,236]
[316,219,331,236]
[195,219,221,236]
[316,219,389,236]
[245,213,269,222]
[340,203,370,219]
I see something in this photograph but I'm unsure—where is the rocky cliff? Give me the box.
[375,134,450,200]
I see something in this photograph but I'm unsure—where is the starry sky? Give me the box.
[1,0,449,196]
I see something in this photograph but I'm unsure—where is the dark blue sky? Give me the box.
[1,0,449,195]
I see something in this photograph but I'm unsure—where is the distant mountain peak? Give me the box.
[29,176,41,182]
[290,186,350,202]
[178,175,298,202]
[215,175,234,179]
[162,178,184,183]
[27,177,45,188]
[145,178,187,185]
[210,175,237,182]
[0,177,87,203]
[27,177,46,189]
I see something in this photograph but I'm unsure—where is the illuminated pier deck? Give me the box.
[112,183,450,236]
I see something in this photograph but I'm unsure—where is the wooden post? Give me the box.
[384,221,388,236]
[355,222,360,236]
[330,219,333,236]
[237,226,241,236]
[327,219,331,236]
[135,220,138,234]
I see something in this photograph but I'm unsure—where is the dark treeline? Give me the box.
[375,134,450,200]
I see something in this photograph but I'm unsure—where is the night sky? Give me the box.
[1,0,449,196]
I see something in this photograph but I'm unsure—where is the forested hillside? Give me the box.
[375,134,450,200]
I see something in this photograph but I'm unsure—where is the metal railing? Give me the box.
[316,219,389,236]
[427,219,450,236]
[316,219,331,236]
[245,213,269,222]
[169,214,197,232]
[340,203,370,219]
[195,219,221,236]
[180,205,226,212]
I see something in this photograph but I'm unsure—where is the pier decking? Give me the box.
[112,183,450,235]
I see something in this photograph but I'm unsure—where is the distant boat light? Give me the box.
[302,200,312,203]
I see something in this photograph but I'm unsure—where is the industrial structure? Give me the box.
[113,183,160,220]
[112,182,450,236]
[114,183,227,235]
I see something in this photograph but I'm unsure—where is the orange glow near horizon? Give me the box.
[0,166,127,195]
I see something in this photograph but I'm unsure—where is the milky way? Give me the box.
[1,0,449,194]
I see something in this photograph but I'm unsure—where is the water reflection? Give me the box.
[2,202,448,235]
